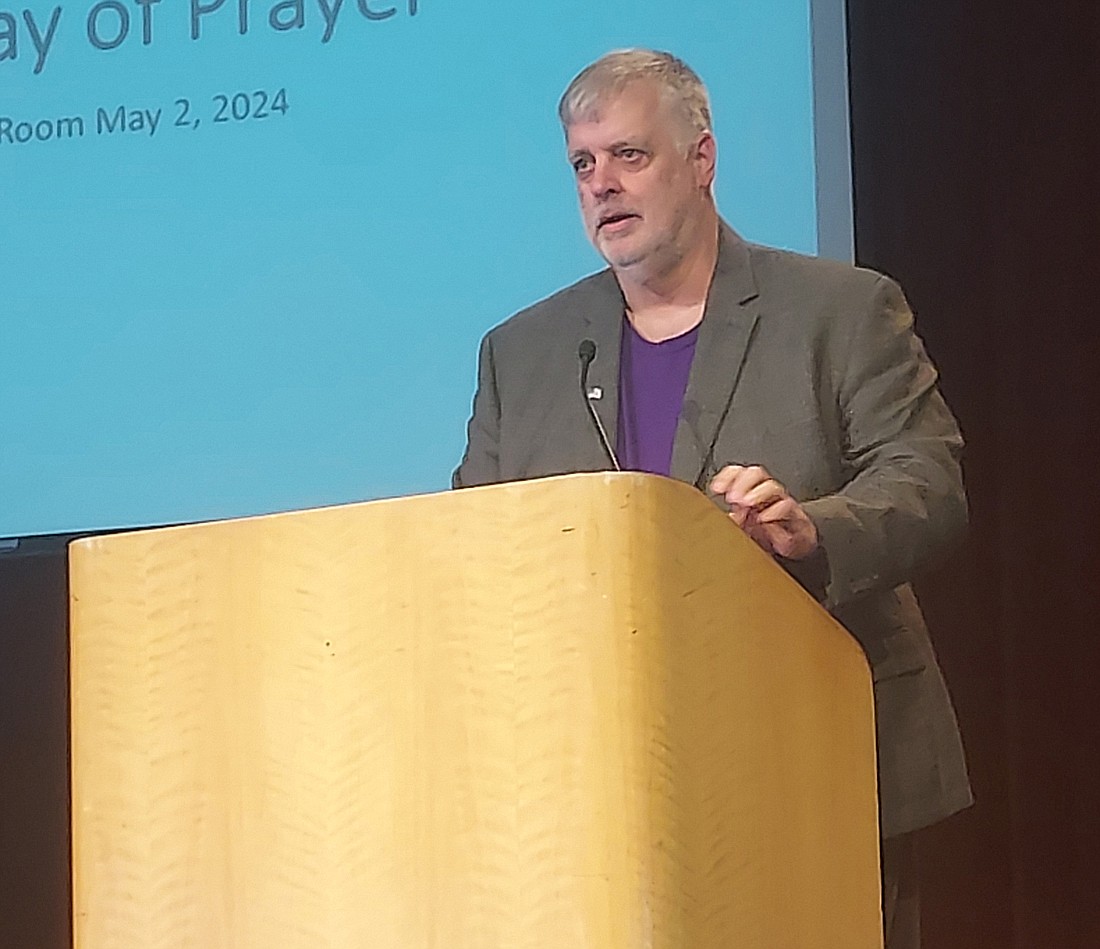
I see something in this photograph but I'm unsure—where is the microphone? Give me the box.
[578,339,621,471]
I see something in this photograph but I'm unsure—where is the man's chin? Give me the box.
[606,255,647,272]
[596,238,649,271]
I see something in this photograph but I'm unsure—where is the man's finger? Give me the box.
[728,503,750,527]
[736,478,788,510]
[708,464,746,494]
[753,496,798,523]
[721,465,772,503]
[743,517,780,552]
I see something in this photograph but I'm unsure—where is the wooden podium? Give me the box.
[69,473,882,948]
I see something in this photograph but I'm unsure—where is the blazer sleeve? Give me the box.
[801,275,967,609]
[452,331,502,488]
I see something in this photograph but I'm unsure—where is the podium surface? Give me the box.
[70,473,881,948]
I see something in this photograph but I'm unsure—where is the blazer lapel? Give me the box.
[670,225,761,487]
[580,272,626,456]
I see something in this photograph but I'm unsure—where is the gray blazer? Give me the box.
[454,224,972,837]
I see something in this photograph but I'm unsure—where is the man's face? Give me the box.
[565,81,715,275]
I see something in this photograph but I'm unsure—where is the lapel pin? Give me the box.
[586,386,603,401]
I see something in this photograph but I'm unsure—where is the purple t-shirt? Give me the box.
[617,318,700,476]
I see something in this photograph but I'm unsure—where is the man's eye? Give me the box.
[572,157,593,175]
[619,149,643,161]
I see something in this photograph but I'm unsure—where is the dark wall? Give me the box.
[0,538,72,949]
[847,2,1100,946]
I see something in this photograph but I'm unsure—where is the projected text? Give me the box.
[1,0,420,74]
[0,87,289,143]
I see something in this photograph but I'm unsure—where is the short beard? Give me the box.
[600,222,686,278]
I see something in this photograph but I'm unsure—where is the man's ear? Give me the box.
[692,132,717,188]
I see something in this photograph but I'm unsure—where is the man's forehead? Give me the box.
[570,80,664,125]
[565,83,670,147]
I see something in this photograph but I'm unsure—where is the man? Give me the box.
[454,49,971,947]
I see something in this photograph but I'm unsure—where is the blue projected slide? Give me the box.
[0,0,849,537]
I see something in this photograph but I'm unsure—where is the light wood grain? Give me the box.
[70,472,881,948]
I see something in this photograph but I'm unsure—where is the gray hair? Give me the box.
[558,49,713,148]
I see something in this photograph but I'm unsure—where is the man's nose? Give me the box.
[587,157,622,197]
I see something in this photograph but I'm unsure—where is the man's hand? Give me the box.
[708,464,819,560]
